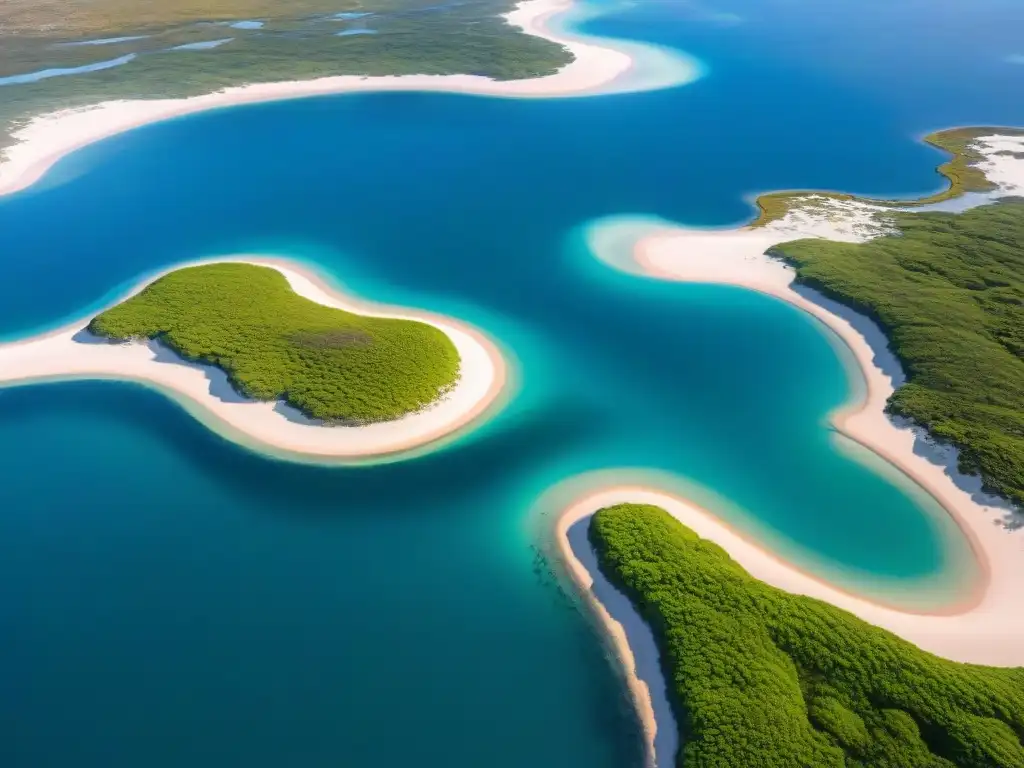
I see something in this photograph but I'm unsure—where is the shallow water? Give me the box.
[1,0,1023,765]
[0,54,137,87]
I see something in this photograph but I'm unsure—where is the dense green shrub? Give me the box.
[589,503,1024,767]
[89,262,461,422]
[773,200,1024,507]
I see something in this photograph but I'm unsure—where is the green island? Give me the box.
[770,199,1024,507]
[87,262,461,423]
[0,0,571,153]
[588,503,1024,767]
[751,127,1024,227]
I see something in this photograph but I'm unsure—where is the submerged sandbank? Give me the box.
[0,257,508,462]
[0,0,702,198]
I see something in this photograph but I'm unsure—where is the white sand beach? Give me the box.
[556,476,1024,665]
[551,476,1022,768]
[575,140,1024,641]
[0,257,508,461]
[564,139,1024,762]
[0,0,700,198]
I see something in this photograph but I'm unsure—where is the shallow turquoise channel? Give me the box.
[1,0,1023,765]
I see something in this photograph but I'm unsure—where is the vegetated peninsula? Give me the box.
[87,262,461,423]
[752,127,1024,227]
[589,503,1024,768]
[0,0,573,155]
[770,200,1024,507]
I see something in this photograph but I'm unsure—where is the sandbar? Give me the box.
[0,0,700,198]
[0,257,508,462]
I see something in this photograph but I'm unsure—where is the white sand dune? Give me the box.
[0,257,508,461]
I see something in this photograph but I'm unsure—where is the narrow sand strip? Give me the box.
[584,223,1024,664]
[564,143,1024,763]
[0,0,700,198]
[550,477,1022,768]
[553,498,666,768]
[0,257,508,461]
[575,146,1024,666]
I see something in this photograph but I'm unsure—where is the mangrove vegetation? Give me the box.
[589,503,1024,767]
[88,262,461,423]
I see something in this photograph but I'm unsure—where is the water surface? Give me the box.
[2,0,1022,765]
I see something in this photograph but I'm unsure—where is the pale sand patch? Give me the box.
[974,133,1024,196]
[0,257,508,461]
[0,0,701,198]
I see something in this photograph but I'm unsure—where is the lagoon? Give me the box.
[1,0,1023,765]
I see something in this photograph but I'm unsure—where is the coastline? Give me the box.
[563,132,1024,766]
[552,489,669,768]
[0,256,509,462]
[552,480,1023,767]
[748,127,1024,226]
[571,197,1024,659]
[0,0,699,199]
[626,226,1024,642]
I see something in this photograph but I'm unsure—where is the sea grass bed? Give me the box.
[88,262,461,423]
[589,503,1024,768]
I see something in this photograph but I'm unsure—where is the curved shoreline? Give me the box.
[569,136,1024,763]
[748,127,1024,226]
[550,486,664,768]
[595,224,1024,644]
[0,0,700,199]
[0,256,509,462]
[551,480,1024,767]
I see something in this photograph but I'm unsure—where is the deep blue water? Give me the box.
[1,1,1022,765]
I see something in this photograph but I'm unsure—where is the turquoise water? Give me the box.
[1,0,1023,765]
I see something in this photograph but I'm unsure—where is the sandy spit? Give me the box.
[0,0,685,198]
[548,474,1022,768]
[0,256,509,461]
[574,211,1024,665]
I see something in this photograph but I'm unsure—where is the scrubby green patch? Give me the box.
[0,0,573,155]
[771,200,1024,507]
[88,262,461,422]
[589,503,1024,767]
[751,127,1024,227]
